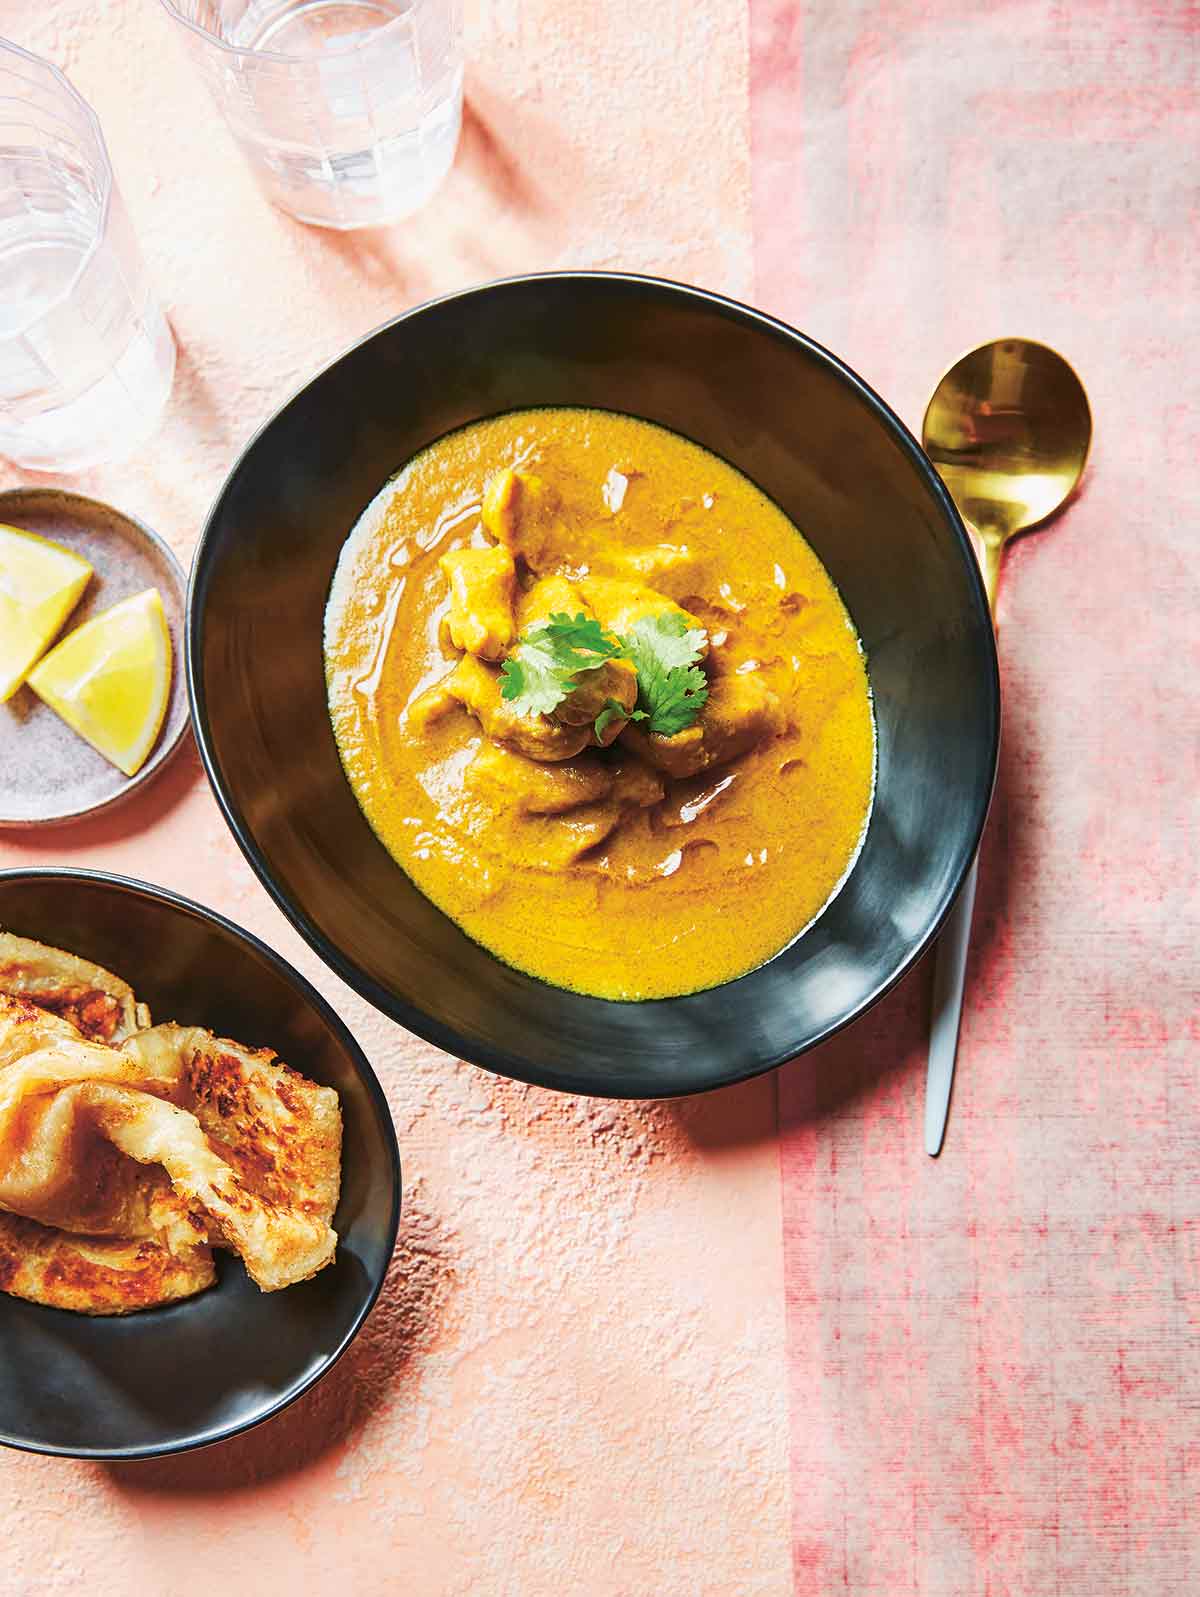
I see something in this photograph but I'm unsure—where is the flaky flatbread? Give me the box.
[123,1025,342,1232]
[0,1210,214,1316]
[0,997,202,1248]
[0,996,339,1294]
[0,932,150,1042]
[75,1080,336,1292]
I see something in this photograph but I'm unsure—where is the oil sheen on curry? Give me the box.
[325,409,875,1000]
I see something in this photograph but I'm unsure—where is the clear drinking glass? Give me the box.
[0,41,176,474]
[159,1,464,229]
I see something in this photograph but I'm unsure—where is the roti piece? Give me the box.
[0,1099,207,1250]
[123,1024,342,1230]
[0,932,150,1042]
[0,996,206,1249]
[78,1081,336,1292]
[0,996,339,1293]
[0,1209,214,1315]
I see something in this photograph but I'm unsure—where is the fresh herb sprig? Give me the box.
[499,613,624,718]
[593,697,640,742]
[499,608,709,739]
[621,611,709,735]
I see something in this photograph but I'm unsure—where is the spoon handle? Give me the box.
[924,516,996,1156]
[924,853,979,1156]
[980,535,1004,610]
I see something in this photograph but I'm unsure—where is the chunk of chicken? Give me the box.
[438,544,516,661]
[539,757,666,866]
[609,756,665,809]
[405,674,461,733]
[465,743,613,815]
[612,543,697,586]
[445,654,591,762]
[516,575,638,746]
[481,469,563,571]
[619,672,785,778]
[554,657,638,743]
[620,720,703,780]
[579,576,709,660]
[517,574,587,631]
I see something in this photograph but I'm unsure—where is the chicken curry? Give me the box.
[324,408,875,1000]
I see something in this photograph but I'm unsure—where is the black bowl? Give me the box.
[0,868,400,1459]
[190,273,999,1099]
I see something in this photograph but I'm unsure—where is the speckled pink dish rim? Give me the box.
[0,487,192,828]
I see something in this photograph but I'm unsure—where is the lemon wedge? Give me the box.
[0,523,93,702]
[27,588,172,778]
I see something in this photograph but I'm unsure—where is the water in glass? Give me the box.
[162,1,464,229]
[0,45,175,473]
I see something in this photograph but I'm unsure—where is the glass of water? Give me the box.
[159,1,464,230]
[0,41,176,474]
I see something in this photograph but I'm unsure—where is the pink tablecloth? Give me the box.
[1,2,1196,1593]
[753,3,1198,1593]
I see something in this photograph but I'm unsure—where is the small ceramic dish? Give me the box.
[0,489,190,827]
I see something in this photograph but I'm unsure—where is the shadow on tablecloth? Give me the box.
[103,1185,456,1493]
[290,85,569,308]
[773,695,1027,1135]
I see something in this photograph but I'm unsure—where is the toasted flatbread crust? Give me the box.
[0,1210,214,1315]
[124,1025,342,1229]
[0,996,340,1295]
[0,932,150,1042]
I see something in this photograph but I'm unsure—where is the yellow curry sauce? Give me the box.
[324,408,875,1000]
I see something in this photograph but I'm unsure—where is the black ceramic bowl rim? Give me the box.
[188,271,1000,1098]
[0,865,401,1460]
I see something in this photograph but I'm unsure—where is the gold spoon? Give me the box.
[920,337,1091,1156]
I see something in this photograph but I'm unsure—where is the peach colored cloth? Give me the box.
[0,4,789,1595]
[752,3,1199,1594]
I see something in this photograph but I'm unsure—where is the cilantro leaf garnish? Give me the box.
[626,609,708,672]
[621,611,709,735]
[498,634,573,717]
[535,612,623,664]
[593,697,647,741]
[635,663,708,736]
[499,612,622,718]
[498,606,709,738]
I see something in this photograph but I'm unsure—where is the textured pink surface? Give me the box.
[0,4,792,1595]
[751,2,1199,1593]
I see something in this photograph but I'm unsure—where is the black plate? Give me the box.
[189,272,1000,1098]
[0,869,400,1459]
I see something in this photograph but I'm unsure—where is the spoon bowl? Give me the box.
[922,338,1092,602]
